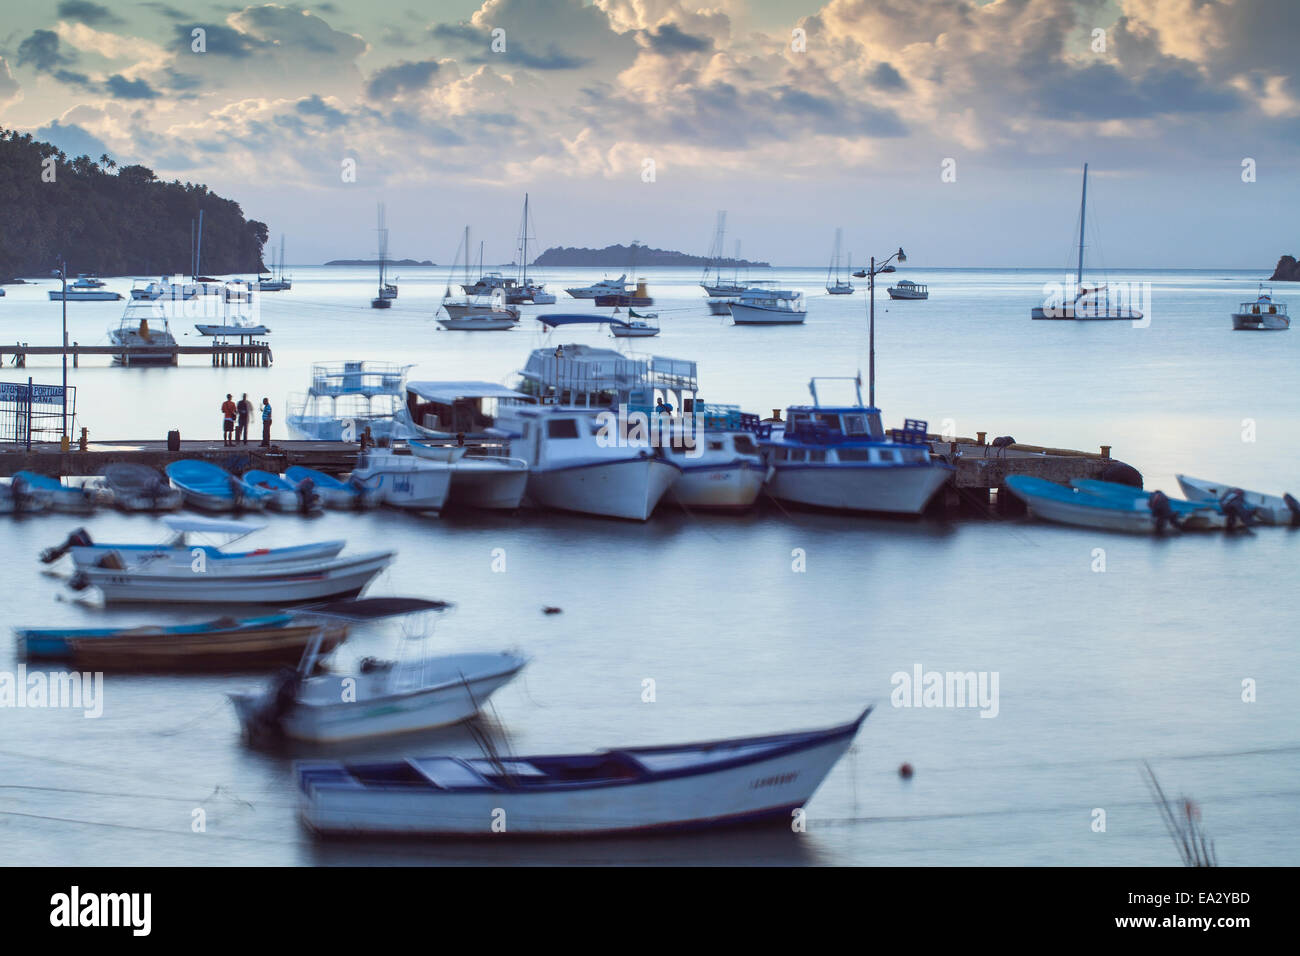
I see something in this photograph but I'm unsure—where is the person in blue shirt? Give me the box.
[260,397,273,447]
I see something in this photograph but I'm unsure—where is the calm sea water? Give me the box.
[1,266,1297,865]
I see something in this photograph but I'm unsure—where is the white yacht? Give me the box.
[887,279,929,300]
[108,300,178,365]
[729,286,806,325]
[439,227,520,330]
[565,275,631,299]
[1231,288,1290,331]
[663,407,769,510]
[349,447,451,512]
[287,361,416,442]
[50,276,121,301]
[762,377,951,515]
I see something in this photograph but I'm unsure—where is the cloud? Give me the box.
[16,30,76,72]
[55,1,124,27]
[643,24,713,55]
[366,59,442,99]
[0,57,20,108]
[104,74,160,99]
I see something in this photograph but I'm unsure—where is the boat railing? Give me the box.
[308,362,410,397]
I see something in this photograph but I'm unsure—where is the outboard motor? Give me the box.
[11,475,33,513]
[229,474,247,513]
[144,477,166,509]
[68,570,91,591]
[1219,488,1255,532]
[1284,493,1300,528]
[346,475,367,510]
[296,477,318,514]
[40,527,93,564]
[1147,490,1183,533]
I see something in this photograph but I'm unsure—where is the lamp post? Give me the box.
[51,260,68,443]
[865,247,906,408]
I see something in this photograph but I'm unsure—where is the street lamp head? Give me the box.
[896,247,907,263]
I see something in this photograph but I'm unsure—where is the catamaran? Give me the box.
[1031,163,1143,320]
[287,361,416,442]
[1231,287,1289,331]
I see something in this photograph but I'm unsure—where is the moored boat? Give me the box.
[1069,479,1226,529]
[349,448,452,512]
[1176,474,1300,526]
[97,462,183,511]
[11,471,97,513]
[887,279,928,300]
[297,707,872,837]
[409,442,530,510]
[285,466,378,510]
[1231,287,1290,330]
[663,406,769,511]
[243,469,319,512]
[165,459,271,512]
[729,286,806,325]
[1006,475,1194,533]
[18,614,343,671]
[565,274,630,299]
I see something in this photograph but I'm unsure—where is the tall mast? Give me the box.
[464,225,471,285]
[521,193,530,285]
[195,209,204,278]
[1077,162,1088,288]
[279,234,286,280]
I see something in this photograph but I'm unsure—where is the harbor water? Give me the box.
[1,266,1297,864]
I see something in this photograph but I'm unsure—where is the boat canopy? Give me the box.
[405,381,531,403]
[162,515,268,535]
[293,597,453,620]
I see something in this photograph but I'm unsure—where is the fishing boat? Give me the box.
[371,204,397,309]
[1069,479,1226,529]
[825,228,854,295]
[401,380,533,440]
[19,613,343,671]
[565,274,630,299]
[1177,474,1300,526]
[700,211,747,297]
[409,441,530,510]
[663,406,769,510]
[165,459,273,512]
[1231,287,1290,331]
[887,279,929,300]
[96,463,183,511]
[10,471,97,514]
[349,448,452,512]
[49,276,121,301]
[108,300,178,365]
[287,361,416,442]
[1006,475,1196,533]
[1031,163,1143,320]
[243,470,320,512]
[0,476,48,514]
[729,286,806,325]
[297,706,871,836]
[230,597,526,745]
[258,235,293,291]
[41,515,346,571]
[762,378,951,514]
[68,549,396,605]
[285,466,378,510]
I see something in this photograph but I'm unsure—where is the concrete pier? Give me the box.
[1,342,273,368]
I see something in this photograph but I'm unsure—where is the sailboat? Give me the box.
[371,204,397,309]
[508,193,556,304]
[438,227,520,330]
[701,211,747,296]
[825,227,854,295]
[259,235,292,291]
[1031,163,1142,320]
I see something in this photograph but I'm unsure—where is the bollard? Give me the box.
[1100,445,1111,458]
[976,431,986,445]
[78,427,88,452]
[60,433,70,452]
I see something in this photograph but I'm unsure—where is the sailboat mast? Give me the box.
[464,225,471,285]
[1077,163,1088,288]
[195,209,204,278]
[521,193,529,285]
[279,234,286,281]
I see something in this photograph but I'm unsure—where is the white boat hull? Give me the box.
[351,458,452,512]
[50,290,121,301]
[766,463,950,514]
[669,461,767,510]
[75,551,394,604]
[1177,475,1298,525]
[449,460,530,510]
[438,317,518,331]
[730,303,805,325]
[70,540,346,571]
[299,727,856,836]
[1232,312,1290,330]
[527,458,680,521]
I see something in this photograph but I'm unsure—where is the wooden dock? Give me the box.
[1,342,273,367]
[0,440,358,478]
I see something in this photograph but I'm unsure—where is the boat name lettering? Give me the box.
[750,771,798,789]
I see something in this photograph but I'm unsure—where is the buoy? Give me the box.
[898,762,914,779]
[542,606,562,615]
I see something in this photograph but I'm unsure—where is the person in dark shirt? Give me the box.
[260,397,273,448]
[236,393,252,445]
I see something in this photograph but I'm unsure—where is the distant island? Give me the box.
[535,243,769,268]
[325,258,436,267]
[0,127,267,282]
[1269,255,1300,282]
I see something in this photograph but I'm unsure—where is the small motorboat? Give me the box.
[349,448,452,512]
[41,515,346,570]
[230,597,526,745]
[706,299,736,315]
[97,463,183,511]
[49,276,122,301]
[1005,475,1199,533]
[297,707,871,836]
[0,476,49,515]
[285,466,377,510]
[1177,474,1300,526]
[11,471,97,514]
[610,318,660,338]
[243,469,319,512]
[1069,479,1226,530]
[68,549,396,604]
[1231,288,1290,331]
[409,441,529,510]
[729,287,806,325]
[18,613,345,671]
[166,459,272,512]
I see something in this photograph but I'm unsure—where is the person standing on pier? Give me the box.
[236,393,252,445]
[221,394,237,446]
[260,397,273,447]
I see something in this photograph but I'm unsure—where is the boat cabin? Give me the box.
[1238,294,1286,316]
[404,381,534,438]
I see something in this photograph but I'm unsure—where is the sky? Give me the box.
[0,0,1297,268]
